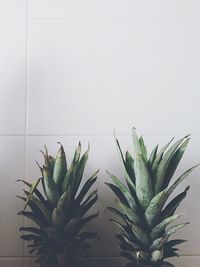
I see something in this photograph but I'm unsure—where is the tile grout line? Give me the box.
[27,17,200,22]
[2,17,200,22]
[2,17,200,23]
[1,133,200,137]
[23,0,29,266]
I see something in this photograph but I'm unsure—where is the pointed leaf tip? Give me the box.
[185,186,190,192]
[87,142,90,151]
[44,144,48,153]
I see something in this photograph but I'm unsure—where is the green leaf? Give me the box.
[20,234,42,241]
[22,190,49,221]
[134,154,153,209]
[161,261,175,267]
[105,182,130,208]
[106,207,125,221]
[118,202,141,225]
[75,170,98,204]
[18,211,46,227]
[44,227,60,243]
[64,217,80,236]
[139,136,147,162]
[114,134,126,165]
[120,251,137,263]
[132,128,142,157]
[43,166,60,207]
[29,247,40,254]
[155,136,189,194]
[119,229,140,247]
[117,234,137,250]
[150,236,168,250]
[53,144,67,187]
[162,139,189,189]
[115,135,136,192]
[125,151,135,184]
[57,188,71,215]
[23,178,40,209]
[61,164,74,193]
[16,179,46,207]
[131,223,150,247]
[166,223,189,236]
[148,145,158,167]
[145,190,167,227]
[16,195,26,202]
[52,207,67,229]
[28,194,52,225]
[152,137,174,175]
[150,214,182,240]
[164,239,187,250]
[73,142,82,164]
[107,171,137,210]
[110,219,128,234]
[167,164,199,197]
[79,191,98,217]
[80,188,97,206]
[119,243,133,252]
[160,186,189,220]
[163,250,179,259]
[72,148,89,198]
[20,227,45,237]
[76,212,99,233]
[61,142,82,194]
[47,155,55,177]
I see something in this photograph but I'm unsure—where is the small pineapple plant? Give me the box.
[17,143,98,267]
[106,129,198,267]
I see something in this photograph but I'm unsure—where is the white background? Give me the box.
[0,1,200,266]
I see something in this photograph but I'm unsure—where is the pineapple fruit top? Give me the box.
[106,129,198,267]
[17,143,99,267]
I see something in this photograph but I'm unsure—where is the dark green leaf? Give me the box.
[160,186,189,221]
[155,136,188,194]
[162,139,189,190]
[75,170,98,204]
[107,171,137,210]
[105,182,130,208]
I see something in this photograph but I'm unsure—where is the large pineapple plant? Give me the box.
[106,129,198,267]
[17,143,99,267]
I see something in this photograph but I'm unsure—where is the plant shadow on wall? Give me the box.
[106,128,199,267]
[17,143,99,267]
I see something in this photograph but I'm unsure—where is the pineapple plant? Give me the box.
[17,143,99,267]
[106,129,198,267]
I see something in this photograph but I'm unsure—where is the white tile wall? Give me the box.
[27,20,200,135]
[0,0,27,19]
[0,20,26,135]
[0,1,200,266]
[0,137,25,256]
[28,0,200,20]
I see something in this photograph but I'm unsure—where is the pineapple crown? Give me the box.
[17,142,99,267]
[106,128,199,267]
